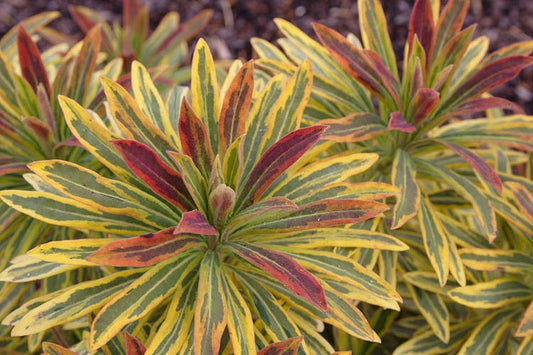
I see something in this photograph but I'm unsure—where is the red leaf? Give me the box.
[436,139,503,193]
[0,163,28,176]
[173,210,218,236]
[178,99,215,178]
[17,26,51,96]
[388,112,416,133]
[229,242,327,312]
[238,125,327,210]
[409,0,435,57]
[112,139,194,211]
[124,331,146,355]
[23,116,53,142]
[68,5,97,33]
[123,0,141,31]
[87,227,204,267]
[258,336,303,355]
[219,61,254,156]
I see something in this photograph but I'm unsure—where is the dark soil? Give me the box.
[1,0,532,114]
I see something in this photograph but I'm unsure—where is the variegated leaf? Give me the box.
[391,150,420,229]
[258,336,302,355]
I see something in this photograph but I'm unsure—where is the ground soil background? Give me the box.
[1,0,532,114]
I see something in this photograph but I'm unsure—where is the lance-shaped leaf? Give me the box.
[234,198,388,236]
[228,242,327,312]
[219,60,254,157]
[258,336,303,355]
[178,99,215,178]
[323,285,380,342]
[314,23,401,109]
[449,97,524,117]
[194,249,227,355]
[125,332,147,355]
[410,88,440,124]
[222,269,256,355]
[506,181,533,222]
[42,342,78,355]
[0,255,78,283]
[168,151,209,214]
[448,278,533,309]
[102,77,175,159]
[318,112,384,143]
[458,307,520,355]
[28,159,177,229]
[59,96,138,184]
[516,301,533,337]
[191,38,220,148]
[87,227,205,267]
[11,269,142,336]
[90,250,202,350]
[388,112,416,133]
[434,140,503,193]
[406,283,449,343]
[418,196,449,286]
[174,210,218,236]
[131,61,179,146]
[27,239,113,266]
[358,0,398,77]
[112,139,194,211]
[459,248,533,274]
[17,26,51,97]
[68,25,102,104]
[432,0,469,62]
[236,125,327,211]
[0,190,151,234]
[417,159,497,242]
[442,56,533,109]
[408,0,434,57]
[391,149,420,229]
[146,278,197,354]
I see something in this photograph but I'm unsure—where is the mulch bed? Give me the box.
[1,0,532,114]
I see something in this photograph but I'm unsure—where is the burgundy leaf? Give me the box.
[436,139,503,193]
[112,139,194,211]
[219,60,254,157]
[237,125,327,210]
[178,99,215,178]
[173,210,218,236]
[446,56,533,108]
[409,0,435,57]
[258,336,303,355]
[124,331,146,355]
[22,116,52,143]
[87,227,204,267]
[449,97,524,117]
[0,163,28,176]
[411,88,440,124]
[388,112,416,133]
[17,26,51,96]
[229,242,327,312]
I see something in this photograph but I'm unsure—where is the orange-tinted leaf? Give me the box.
[228,242,327,312]
[112,139,194,211]
[17,26,51,96]
[125,331,146,355]
[42,342,77,355]
[87,227,205,267]
[237,125,327,211]
[179,99,215,178]
[155,9,213,54]
[258,336,303,355]
[219,60,254,157]
[432,0,469,61]
[174,210,218,236]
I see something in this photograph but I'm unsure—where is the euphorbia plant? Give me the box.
[0,40,405,353]
[253,0,533,352]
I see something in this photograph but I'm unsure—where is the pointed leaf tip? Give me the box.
[258,336,303,355]
[174,210,218,236]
